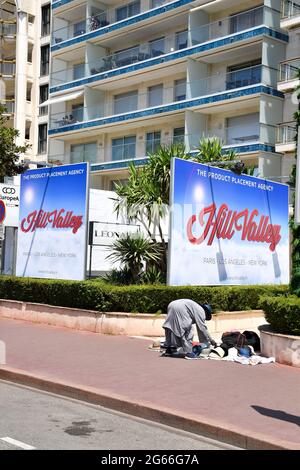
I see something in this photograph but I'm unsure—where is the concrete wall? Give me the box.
[260,325,300,367]
[0,299,266,339]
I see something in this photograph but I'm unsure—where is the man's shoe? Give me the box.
[185,352,199,360]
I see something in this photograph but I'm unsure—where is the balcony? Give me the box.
[278,58,300,92]
[276,123,297,153]
[49,65,273,134]
[281,0,300,28]
[52,0,174,47]
[0,60,15,77]
[48,122,275,168]
[50,5,273,90]
[0,20,16,38]
[0,100,15,115]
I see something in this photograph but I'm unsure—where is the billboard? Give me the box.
[0,183,20,227]
[168,158,289,286]
[16,163,89,280]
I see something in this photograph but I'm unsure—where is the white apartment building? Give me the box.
[276,0,300,178]
[0,0,51,165]
[47,0,295,190]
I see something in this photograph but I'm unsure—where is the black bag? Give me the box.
[242,330,261,352]
[221,331,248,349]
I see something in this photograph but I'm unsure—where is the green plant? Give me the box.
[194,136,236,163]
[260,295,300,335]
[142,266,166,284]
[0,105,30,182]
[0,276,289,314]
[101,268,133,285]
[106,233,162,284]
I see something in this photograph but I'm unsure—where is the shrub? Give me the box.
[0,276,107,311]
[260,295,300,336]
[0,276,289,314]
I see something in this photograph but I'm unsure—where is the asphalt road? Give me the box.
[0,380,238,450]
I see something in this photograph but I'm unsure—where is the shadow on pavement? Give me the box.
[252,405,300,427]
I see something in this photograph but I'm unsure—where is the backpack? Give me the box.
[221,331,248,349]
[242,330,261,352]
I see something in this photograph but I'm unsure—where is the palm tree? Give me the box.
[194,136,236,164]
[106,233,162,284]
[114,144,187,271]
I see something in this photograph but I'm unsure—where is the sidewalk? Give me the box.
[0,317,300,450]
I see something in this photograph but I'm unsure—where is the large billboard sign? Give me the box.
[0,183,20,227]
[168,158,289,286]
[16,163,89,280]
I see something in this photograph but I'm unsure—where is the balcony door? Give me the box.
[226,113,259,145]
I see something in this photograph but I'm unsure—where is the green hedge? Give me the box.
[0,277,106,311]
[0,276,289,314]
[260,295,300,336]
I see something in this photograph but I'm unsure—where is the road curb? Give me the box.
[0,366,295,450]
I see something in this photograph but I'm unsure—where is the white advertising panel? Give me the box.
[168,159,289,286]
[16,163,89,280]
[92,222,140,246]
[0,183,20,227]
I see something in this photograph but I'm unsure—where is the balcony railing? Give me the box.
[0,60,15,76]
[52,0,175,45]
[48,122,274,165]
[0,100,15,114]
[0,20,17,37]
[278,58,300,82]
[49,64,267,130]
[276,123,297,144]
[282,0,300,19]
[51,5,267,87]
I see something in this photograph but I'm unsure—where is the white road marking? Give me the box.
[0,437,36,450]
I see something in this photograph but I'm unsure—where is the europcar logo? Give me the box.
[2,187,16,195]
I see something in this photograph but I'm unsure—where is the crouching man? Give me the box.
[162,299,217,360]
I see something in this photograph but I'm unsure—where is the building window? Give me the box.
[25,122,31,141]
[226,60,261,89]
[71,104,84,122]
[116,1,140,21]
[73,63,85,80]
[74,20,86,37]
[148,84,163,107]
[26,83,32,102]
[149,37,165,57]
[226,113,259,145]
[114,45,139,67]
[146,131,161,154]
[176,30,188,50]
[38,123,47,153]
[39,84,49,115]
[114,90,138,114]
[70,142,97,163]
[229,6,263,34]
[27,44,33,63]
[40,44,50,76]
[151,0,164,8]
[112,136,136,160]
[41,4,50,37]
[173,127,185,144]
[174,79,186,101]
